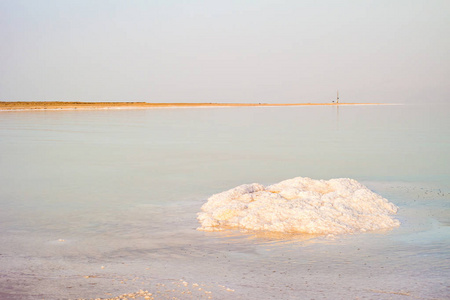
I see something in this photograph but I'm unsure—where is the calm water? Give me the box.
[0,104,449,299]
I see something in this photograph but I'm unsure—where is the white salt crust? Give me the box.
[197,177,400,235]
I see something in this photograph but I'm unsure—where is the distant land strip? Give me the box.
[0,101,385,111]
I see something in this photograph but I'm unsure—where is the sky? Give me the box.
[1,0,449,103]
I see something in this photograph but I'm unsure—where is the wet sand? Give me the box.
[0,101,383,111]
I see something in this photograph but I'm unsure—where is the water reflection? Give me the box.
[205,229,321,246]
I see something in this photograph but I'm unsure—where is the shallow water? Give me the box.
[0,104,449,299]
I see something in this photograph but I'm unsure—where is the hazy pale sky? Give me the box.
[1,0,449,103]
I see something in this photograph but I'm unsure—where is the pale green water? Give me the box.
[0,104,449,299]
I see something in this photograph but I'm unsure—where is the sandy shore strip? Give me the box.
[0,101,387,111]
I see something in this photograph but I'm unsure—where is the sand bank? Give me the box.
[0,101,385,111]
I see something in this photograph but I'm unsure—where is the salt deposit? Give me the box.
[197,177,400,235]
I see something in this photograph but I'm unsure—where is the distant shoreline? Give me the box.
[0,101,389,111]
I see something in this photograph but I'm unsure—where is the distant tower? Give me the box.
[337,90,339,104]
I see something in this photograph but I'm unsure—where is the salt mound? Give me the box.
[197,177,400,235]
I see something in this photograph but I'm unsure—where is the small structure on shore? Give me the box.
[332,90,339,103]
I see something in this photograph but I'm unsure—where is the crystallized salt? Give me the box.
[197,177,400,235]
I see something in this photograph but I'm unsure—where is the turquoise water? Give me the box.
[0,104,449,299]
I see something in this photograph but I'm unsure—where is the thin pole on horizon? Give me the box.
[337,90,339,104]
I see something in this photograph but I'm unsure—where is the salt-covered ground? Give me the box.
[198,177,400,235]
